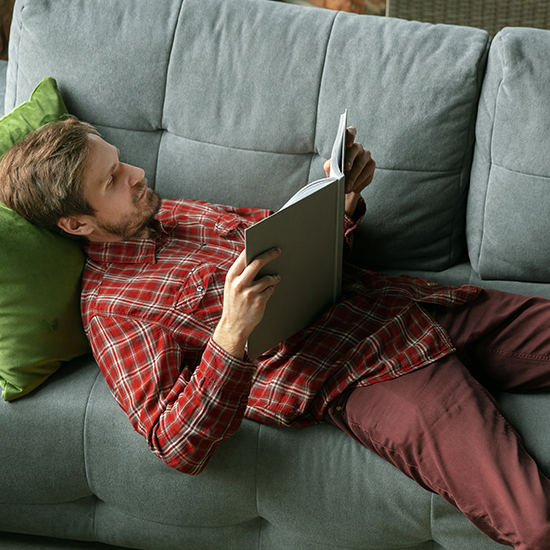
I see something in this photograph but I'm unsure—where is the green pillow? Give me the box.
[0,76,68,156]
[0,77,91,401]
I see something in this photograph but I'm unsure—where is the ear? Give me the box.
[57,215,94,238]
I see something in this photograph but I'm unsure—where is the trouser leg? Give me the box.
[424,288,550,393]
[325,289,550,549]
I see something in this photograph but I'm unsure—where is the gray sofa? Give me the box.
[1,0,550,548]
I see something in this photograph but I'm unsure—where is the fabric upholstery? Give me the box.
[0,356,96,504]
[6,0,490,271]
[468,28,550,281]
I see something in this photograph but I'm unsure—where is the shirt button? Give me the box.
[197,285,204,292]
[336,406,343,412]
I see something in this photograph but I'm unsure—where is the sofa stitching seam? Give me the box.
[448,32,492,268]
[82,367,103,541]
[10,0,24,109]
[153,0,186,187]
[310,11,338,178]
[255,423,264,549]
[478,37,505,277]
[430,493,435,546]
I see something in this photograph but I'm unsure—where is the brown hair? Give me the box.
[0,115,100,234]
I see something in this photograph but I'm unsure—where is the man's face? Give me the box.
[79,134,161,242]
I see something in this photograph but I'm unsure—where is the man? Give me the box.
[1,115,549,549]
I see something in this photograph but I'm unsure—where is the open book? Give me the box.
[244,111,347,359]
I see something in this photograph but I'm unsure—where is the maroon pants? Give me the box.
[324,289,550,549]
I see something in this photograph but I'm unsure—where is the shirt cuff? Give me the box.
[344,195,366,236]
[201,338,257,394]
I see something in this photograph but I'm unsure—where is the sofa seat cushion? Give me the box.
[0,356,97,505]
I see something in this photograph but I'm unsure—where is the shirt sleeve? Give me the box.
[210,197,365,254]
[343,195,366,255]
[210,202,274,225]
[87,314,256,475]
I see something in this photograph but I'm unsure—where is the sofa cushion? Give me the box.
[159,4,491,271]
[0,356,97,504]
[468,27,550,282]
[0,77,90,401]
[5,0,490,271]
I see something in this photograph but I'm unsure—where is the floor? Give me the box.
[0,533,126,550]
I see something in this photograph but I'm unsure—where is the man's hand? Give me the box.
[213,248,282,360]
[323,126,376,217]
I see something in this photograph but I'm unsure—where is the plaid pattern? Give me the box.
[82,199,480,474]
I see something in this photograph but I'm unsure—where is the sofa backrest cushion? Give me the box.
[468,27,550,282]
[6,0,489,271]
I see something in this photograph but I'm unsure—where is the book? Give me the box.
[244,111,347,359]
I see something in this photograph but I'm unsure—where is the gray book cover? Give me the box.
[245,111,347,358]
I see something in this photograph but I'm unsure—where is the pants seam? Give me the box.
[476,344,550,362]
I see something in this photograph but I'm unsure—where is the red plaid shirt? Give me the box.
[81,199,480,474]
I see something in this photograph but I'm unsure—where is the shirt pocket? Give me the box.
[215,213,248,241]
[176,263,217,313]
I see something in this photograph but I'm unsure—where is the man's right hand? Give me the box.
[213,248,282,360]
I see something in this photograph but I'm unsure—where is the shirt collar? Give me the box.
[83,220,171,265]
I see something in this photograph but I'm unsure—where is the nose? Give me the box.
[124,163,146,187]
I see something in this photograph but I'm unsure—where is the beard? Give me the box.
[95,181,162,241]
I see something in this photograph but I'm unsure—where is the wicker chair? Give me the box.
[385,0,550,35]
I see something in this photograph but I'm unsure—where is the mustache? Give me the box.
[136,178,149,192]
[133,178,150,205]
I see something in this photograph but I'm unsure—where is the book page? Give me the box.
[330,110,347,179]
[280,110,347,210]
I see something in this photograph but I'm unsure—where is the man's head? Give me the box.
[0,116,161,242]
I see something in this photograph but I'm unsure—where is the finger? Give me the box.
[226,249,247,279]
[344,143,366,188]
[347,153,375,194]
[345,126,357,149]
[326,128,356,176]
[323,159,331,177]
[246,247,282,282]
[252,272,282,294]
[346,151,375,193]
[345,142,361,171]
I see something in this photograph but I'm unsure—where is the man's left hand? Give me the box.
[323,126,375,217]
